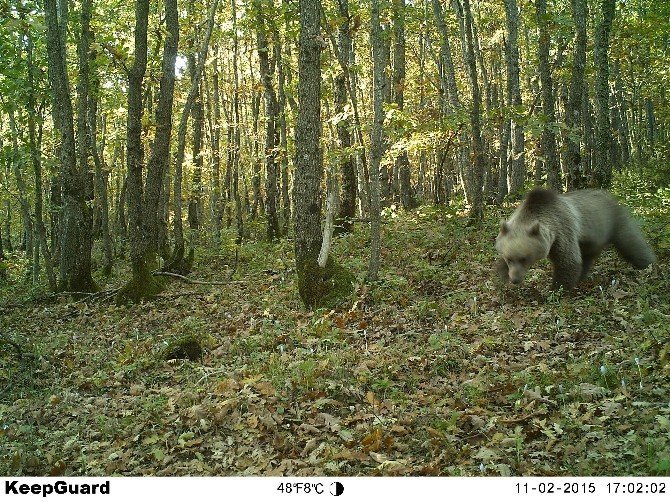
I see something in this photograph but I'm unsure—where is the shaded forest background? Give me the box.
[1,0,669,476]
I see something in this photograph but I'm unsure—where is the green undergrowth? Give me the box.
[1,181,669,476]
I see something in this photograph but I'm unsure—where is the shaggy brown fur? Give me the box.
[495,188,656,290]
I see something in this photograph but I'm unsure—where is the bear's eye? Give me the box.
[519,257,528,265]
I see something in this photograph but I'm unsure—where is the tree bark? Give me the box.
[592,0,616,188]
[231,0,244,245]
[462,0,485,220]
[393,0,416,211]
[536,0,562,191]
[334,0,357,234]
[503,0,525,195]
[368,0,387,281]
[254,0,280,241]
[167,0,218,273]
[45,0,95,292]
[294,0,325,304]
[565,0,587,190]
[294,0,350,307]
[210,57,223,246]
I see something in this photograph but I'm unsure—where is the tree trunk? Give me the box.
[45,0,95,292]
[612,60,631,165]
[210,58,223,246]
[167,0,218,274]
[117,0,178,301]
[334,0,356,234]
[592,0,616,188]
[462,0,485,221]
[231,0,244,245]
[393,0,416,211]
[187,72,204,238]
[121,0,153,296]
[254,0,280,242]
[24,22,57,289]
[294,0,351,308]
[275,32,291,235]
[294,0,325,305]
[7,109,34,277]
[368,0,388,281]
[536,0,562,191]
[250,90,264,218]
[503,0,525,195]
[432,0,465,206]
[565,0,587,190]
[89,82,113,276]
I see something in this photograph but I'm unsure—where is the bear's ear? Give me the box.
[528,222,541,236]
[499,220,509,235]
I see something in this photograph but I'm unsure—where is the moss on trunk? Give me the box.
[296,255,355,309]
[116,262,165,304]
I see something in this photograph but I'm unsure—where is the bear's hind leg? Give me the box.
[580,254,596,280]
[612,210,656,269]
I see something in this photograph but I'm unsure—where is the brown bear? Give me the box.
[495,188,656,290]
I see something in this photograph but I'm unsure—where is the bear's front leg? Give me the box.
[551,256,582,290]
[495,257,509,282]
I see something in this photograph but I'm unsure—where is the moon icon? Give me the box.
[330,481,344,496]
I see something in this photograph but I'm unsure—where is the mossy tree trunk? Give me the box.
[45,0,96,293]
[118,0,178,302]
[294,0,352,308]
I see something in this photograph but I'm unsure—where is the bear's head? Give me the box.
[495,220,548,285]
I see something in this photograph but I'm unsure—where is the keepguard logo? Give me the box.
[5,480,110,496]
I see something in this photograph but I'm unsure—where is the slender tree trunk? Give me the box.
[432,0,465,205]
[0,130,11,253]
[254,0,280,241]
[274,31,291,235]
[592,0,616,188]
[231,0,244,244]
[503,0,525,196]
[536,0,562,190]
[565,0,587,190]
[368,0,387,281]
[393,0,416,211]
[250,90,264,218]
[211,58,223,246]
[612,60,631,165]
[7,110,34,275]
[334,0,356,234]
[645,97,655,155]
[89,89,113,276]
[167,0,218,273]
[462,0,485,220]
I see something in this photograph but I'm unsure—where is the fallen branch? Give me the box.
[153,246,239,285]
[152,271,231,285]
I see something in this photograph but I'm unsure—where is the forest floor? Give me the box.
[1,181,669,476]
